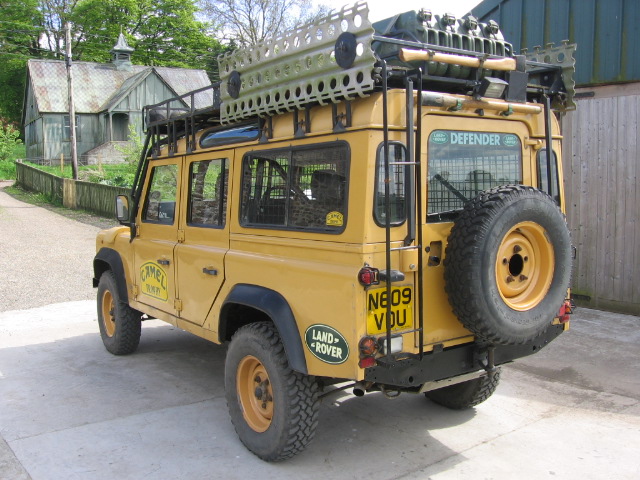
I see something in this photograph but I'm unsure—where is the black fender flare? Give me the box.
[93,248,128,302]
[220,284,307,374]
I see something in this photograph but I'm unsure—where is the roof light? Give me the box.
[477,77,509,99]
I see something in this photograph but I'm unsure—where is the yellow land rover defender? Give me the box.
[93,3,576,461]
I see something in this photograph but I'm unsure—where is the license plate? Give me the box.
[366,286,413,335]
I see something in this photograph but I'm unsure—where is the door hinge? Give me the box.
[132,284,139,297]
[177,229,185,242]
[174,299,183,311]
[135,224,140,237]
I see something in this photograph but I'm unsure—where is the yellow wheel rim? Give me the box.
[237,355,273,433]
[101,290,116,337]
[495,221,555,311]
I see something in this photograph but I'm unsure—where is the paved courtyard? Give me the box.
[1,182,639,479]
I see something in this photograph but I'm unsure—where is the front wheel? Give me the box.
[225,322,320,461]
[97,271,141,355]
[425,369,501,410]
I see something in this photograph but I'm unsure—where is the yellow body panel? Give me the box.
[97,89,566,382]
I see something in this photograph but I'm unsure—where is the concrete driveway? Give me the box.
[1,181,639,479]
[1,301,638,480]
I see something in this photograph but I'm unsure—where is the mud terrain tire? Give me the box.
[97,270,141,355]
[444,185,571,345]
[225,322,320,461]
[426,369,502,409]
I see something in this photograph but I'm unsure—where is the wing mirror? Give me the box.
[115,195,130,224]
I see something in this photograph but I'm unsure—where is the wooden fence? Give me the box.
[563,83,640,316]
[15,161,64,204]
[15,162,130,218]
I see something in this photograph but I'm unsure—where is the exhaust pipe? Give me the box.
[352,382,367,397]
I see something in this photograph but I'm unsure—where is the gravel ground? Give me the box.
[0,181,117,312]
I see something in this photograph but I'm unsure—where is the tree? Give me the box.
[70,0,224,70]
[0,0,45,123]
[200,0,330,48]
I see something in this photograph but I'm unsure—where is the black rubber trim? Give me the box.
[220,284,307,374]
[364,324,564,389]
[93,248,128,302]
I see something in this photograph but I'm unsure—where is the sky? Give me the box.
[316,0,483,21]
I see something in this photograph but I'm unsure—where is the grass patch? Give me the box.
[27,162,137,187]
[0,144,25,180]
[4,184,62,207]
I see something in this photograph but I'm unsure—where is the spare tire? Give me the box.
[444,185,571,345]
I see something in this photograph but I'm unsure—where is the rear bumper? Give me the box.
[364,324,564,389]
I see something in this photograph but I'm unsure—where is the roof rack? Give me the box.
[143,1,575,144]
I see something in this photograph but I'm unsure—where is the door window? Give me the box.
[188,159,228,228]
[143,164,178,224]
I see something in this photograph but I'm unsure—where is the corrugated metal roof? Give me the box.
[27,59,211,114]
[472,0,640,86]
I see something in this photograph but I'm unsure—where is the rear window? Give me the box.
[240,142,349,232]
[427,130,522,221]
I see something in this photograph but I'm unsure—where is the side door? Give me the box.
[174,152,232,325]
[133,158,181,316]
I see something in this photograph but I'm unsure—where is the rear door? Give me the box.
[422,118,531,345]
[174,152,232,325]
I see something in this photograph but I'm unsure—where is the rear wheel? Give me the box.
[426,369,501,410]
[97,271,141,355]
[225,322,320,461]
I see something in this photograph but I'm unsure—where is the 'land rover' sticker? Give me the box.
[503,134,519,147]
[305,324,349,364]
[140,261,168,301]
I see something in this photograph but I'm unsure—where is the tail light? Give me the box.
[358,266,379,286]
[358,356,376,368]
[558,299,574,323]
[359,336,378,355]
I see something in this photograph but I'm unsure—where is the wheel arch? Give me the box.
[219,284,308,375]
[93,248,128,302]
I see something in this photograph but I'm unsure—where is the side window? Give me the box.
[143,164,178,224]
[188,158,228,227]
[537,149,561,206]
[63,115,81,142]
[240,142,349,232]
[374,142,407,226]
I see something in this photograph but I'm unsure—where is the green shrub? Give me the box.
[0,124,24,180]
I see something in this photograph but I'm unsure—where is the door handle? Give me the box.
[202,267,218,276]
[157,259,170,265]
